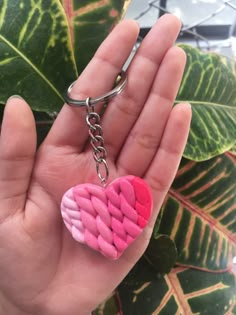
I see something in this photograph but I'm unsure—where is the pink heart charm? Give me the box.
[61,176,152,259]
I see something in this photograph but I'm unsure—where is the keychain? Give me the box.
[61,71,153,260]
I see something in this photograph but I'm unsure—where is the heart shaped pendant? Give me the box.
[61,176,152,259]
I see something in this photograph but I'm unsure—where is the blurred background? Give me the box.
[125,0,236,58]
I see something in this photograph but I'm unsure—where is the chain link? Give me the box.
[85,97,109,186]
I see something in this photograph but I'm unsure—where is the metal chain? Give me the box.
[85,97,109,186]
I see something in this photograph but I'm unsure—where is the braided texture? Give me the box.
[61,176,152,259]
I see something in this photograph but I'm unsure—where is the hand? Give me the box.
[0,14,191,315]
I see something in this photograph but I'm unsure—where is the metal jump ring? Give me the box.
[64,70,127,107]
[96,159,109,185]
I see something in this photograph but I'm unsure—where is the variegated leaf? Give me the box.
[220,54,236,76]
[230,145,236,155]
[92,292,121,315]
[233,304,236,314]
[157,154,236,272]
[178,45,236,161]
[116,258,236,315]
[144,234,177,274]
[0,0,77,111]
[62,0,131,74]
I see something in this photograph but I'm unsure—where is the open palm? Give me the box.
[0,15,191,315]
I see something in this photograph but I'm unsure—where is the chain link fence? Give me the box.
[126,0,236,57]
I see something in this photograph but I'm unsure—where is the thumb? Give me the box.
[0,96,37,221]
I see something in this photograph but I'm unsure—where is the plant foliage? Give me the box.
[0,1,235,314]
[0,0,128,111]
[178,45,236,161]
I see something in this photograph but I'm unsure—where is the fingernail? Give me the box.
[7,95,24,102]
[186,102,192,109]
[181,102,191,109]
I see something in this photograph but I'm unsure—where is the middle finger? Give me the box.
[101,14,182,159]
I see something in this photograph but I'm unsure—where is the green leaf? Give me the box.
[157,154,236,272]
[93,292,121,315]
[233,304,236,315]
[116,258,236,315]
[0,0,77,111]
[63,0,132,74]
[145,234,177,274]
[220,54,236,76]
[178,45,236,161]
[230,145,236,155]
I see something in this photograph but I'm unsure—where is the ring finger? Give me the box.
[117,46,186,176]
